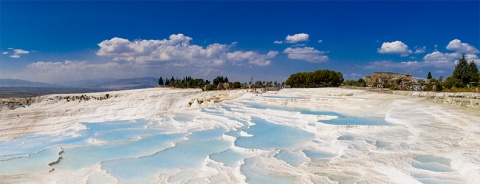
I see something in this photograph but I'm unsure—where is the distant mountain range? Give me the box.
[66,77,159,90]
[1,77,159,91]
[0,79,62,88]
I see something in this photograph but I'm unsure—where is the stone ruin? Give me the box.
[364,72,418,87]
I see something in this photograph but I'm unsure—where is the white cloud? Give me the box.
[283,47,328,63]
[285,33,309,43]
[9,49,30,58]
[364,60,424,70]
[423,51,459,65]
[414,46,426,54]
[465,54,480,64]
[377,41,412,56]
[424,39,480,65]
[273,40,283,44]
[227,51,278,66]
[446,39,478,54]
[318,40,323,43]
[2,52,8,55]
[366,50,461,70]
[97,34,276,67]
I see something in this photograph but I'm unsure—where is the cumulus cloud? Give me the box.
[446,39,478,54]
[9,49,30,58]
[364,60,424,70]
[2,52,8,55]
[423,51,460,65]
[366,39,479,70]
[414,46,426,54]
[97,34,276,67]
[422,39,480,65]
[377,41,412,57]
[283,47,328,63]
[285,33,309,43]
[273,40,283,44]
[464,54,480,64]
[318,40,323,43]
[227,51,278,66]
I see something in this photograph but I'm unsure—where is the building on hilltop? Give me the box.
[364,72,418,88]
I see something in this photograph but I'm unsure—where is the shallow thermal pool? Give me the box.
[0,93,475,183]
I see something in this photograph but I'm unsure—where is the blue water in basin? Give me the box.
[274,150,305,166]
[210,149,246,167]
[243,102,389,126]
[302,150,336,159]
[101,138,231,182]
[412,155,453,172]
[1,98,396,182]
[235,117,315,150]
[241,157,300,183]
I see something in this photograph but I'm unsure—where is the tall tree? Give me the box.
[467,61,479,84]
[170,76,175,86]
[158,76,164,86]
[452,55,470,84]
[427,71,432,79]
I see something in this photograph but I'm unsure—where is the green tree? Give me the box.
[286,69,343,88]
[158,76,164,86]
[427,71,432,79]
[452,55,470,85]
[467,61,479,85]
[444,77,464,89]
[170,76,175,87]
[254,81,263,88]
[232,81,241,89]
[213,76,227,85]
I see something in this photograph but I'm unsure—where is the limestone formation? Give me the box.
[364,72,417,87]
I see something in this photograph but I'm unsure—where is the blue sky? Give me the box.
[1,1,479,84]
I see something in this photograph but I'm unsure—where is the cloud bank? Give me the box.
[97,34,277,67]
[367,39,479,71]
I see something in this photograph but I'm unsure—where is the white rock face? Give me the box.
[0,88,243,141]
[0,88,479,184]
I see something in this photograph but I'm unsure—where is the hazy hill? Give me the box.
[0,79,62,88]
[0,77,159,98]
[66,77,159,90]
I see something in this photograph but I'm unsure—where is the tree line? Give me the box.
[158,76,254,91]
[158,75,289,91]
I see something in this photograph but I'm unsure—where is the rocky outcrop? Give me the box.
[364,72,417,87]
[1,93,117,111]
[0,88,245,141]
